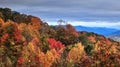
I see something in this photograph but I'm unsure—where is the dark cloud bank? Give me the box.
[0,0,120,28]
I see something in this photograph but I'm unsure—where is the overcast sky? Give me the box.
[0,0,120,29]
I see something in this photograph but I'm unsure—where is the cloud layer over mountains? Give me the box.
[0,0,120,29]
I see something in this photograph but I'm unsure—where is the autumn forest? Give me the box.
[0,8,120,67]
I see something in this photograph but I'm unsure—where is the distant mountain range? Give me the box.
[110,31,120,37]
[108,31,120,42]
[74,26,119,37]
[74,26,120,42]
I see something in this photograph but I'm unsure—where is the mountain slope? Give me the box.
[74,26,119,36]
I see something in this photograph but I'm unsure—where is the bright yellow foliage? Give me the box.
[67,43,85,62]
[44,50,56,67]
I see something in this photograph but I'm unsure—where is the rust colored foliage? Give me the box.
[29,16,42,30]
[100,39,112,45]
[17,56,24,66]
[1,33,9,43]
[88,36,96,43]
[13,23,22,44]
[47,38,65,51]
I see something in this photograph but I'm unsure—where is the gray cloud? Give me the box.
[0,0,120,22]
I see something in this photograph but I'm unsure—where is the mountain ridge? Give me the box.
[110,31,120,37]
[74,25,119,37]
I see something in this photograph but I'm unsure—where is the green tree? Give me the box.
[0,8,12,21]
[78,35,90,45]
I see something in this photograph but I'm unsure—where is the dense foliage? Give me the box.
[0,8,120,67]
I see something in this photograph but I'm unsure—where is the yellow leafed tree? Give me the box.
[67,43,85,63]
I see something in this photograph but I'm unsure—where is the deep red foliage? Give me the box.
[47,38,65,51]
[1,33,9,43]
[17,56,24,65]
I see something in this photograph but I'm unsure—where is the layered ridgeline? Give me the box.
[111,31,120,37]
[75,26,120,42]
[74,26,119,37]
[108,31,120,42]
[0,8,120,67]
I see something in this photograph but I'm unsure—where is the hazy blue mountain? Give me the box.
[105,30,120,42]
[74,26,119,37]
[110,31,120,37]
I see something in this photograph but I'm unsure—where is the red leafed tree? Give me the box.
[1,33,9,43]
[47,38,65,51]
[17,56,24,67]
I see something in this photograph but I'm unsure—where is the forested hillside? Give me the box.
[0,8,120,67]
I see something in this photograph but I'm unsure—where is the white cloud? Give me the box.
[48,21,120,29]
